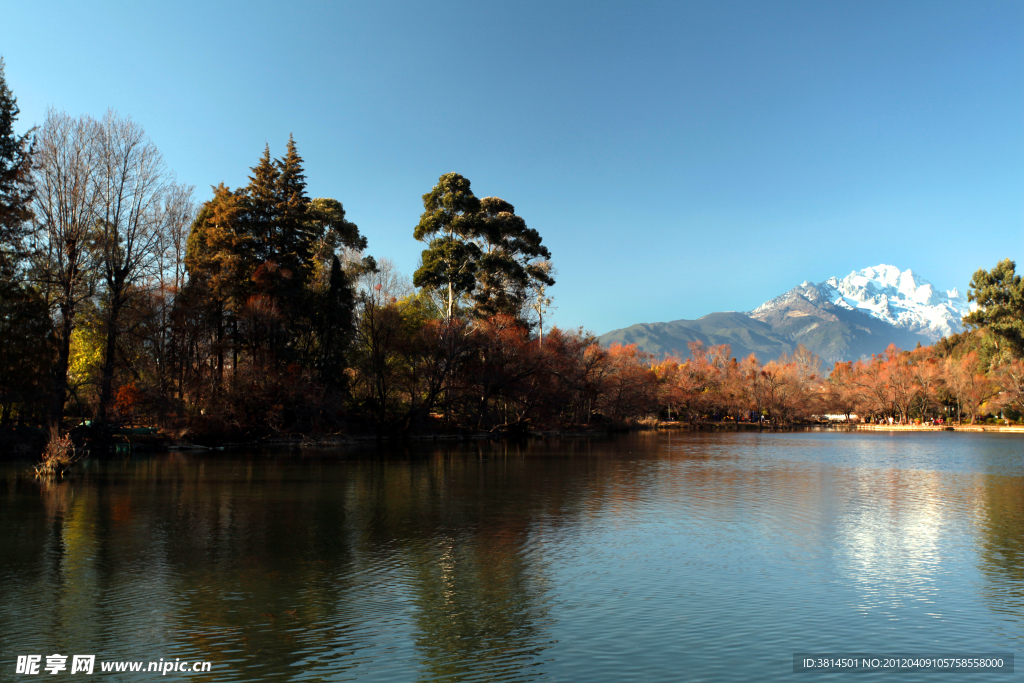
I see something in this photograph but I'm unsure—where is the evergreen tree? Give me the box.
[0,56,34,271]
[413,173,482,320]
[270,135,314,312]
[183,183,247,386]
[303,196,370,388]
[473,196,553,319]
[312,255,355,387]
[0,278,53,423]
[184,183,248,306]
[182,140,367,393]
[306,197,368,282]
[0,61,51,422]
[412,175,554,323]
[239,138,317,312]
[964,258,1024,356]
[275,135,313,279]
[243,145,280,266]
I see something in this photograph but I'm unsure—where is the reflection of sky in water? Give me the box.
[0,432,1022,682]
[836,470,952,618]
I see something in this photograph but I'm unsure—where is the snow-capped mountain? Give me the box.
[751,265,968,342]
[821,265,968,341]
[599,264,969,364]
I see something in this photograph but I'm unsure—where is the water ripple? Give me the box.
[1,431,1022,681]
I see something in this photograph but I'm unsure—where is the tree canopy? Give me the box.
[182,138,368,390]
[473,196,553,318]
[964,258,1024,356]
[413,173,554,323]
[413,172,482,320]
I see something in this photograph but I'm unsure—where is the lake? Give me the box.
[1,431,1022,681]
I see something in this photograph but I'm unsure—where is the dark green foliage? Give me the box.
[413,173,481,242]
[261,136,314,300]
[178,138,366,403]
[412,174,554,323]
[311,256,355,387]
[473,196,553,318]
[964,259,1024,356]
[932,328,989,359]
[416,236,478,296]
[307,197,366,258]
[0,57,34,269]
[244,146,282,265]
[413,173,482,319]
[0,58,48,424]
[0,279,53,423]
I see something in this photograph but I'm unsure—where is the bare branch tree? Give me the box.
[160,182,197,296]
[93,111,178,418]
[152,182,196,403]
[30,109,100,425]
[524,260,555,346]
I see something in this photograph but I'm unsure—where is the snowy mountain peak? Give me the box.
[761,265,968,342]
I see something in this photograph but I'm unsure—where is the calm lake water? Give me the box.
[1,431,1022,681]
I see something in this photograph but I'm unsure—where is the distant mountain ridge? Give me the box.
[598,265,967,363]
[599,312,797,362]
[796,265,967,341]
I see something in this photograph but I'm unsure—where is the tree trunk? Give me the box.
[216,305,224,389]
[50,305,74,428]
[97,285,124,420]
[232,317,238,386]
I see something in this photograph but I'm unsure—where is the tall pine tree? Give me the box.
[271,135,314,312]
[275,135,313,280]
[244,145,280,268]
[183,139,367,386]
[183,183,247,386]
[0,58,51,423]
[0,57,34,271]
[964,259,1024,356]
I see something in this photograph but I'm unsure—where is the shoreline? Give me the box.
[7,421,1024,461]
[851,423,1024,433]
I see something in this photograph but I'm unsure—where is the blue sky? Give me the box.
[3,0,1021,333]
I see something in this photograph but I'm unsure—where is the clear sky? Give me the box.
[3,0,1021,334]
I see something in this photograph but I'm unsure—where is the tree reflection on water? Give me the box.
[1,433,1023,681]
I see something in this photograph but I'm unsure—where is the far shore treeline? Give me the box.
[1,62,1023,456]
